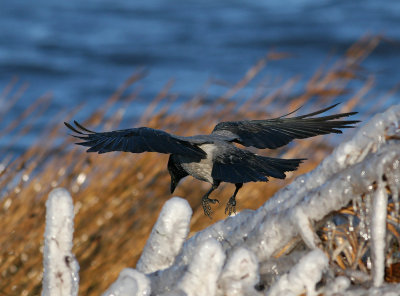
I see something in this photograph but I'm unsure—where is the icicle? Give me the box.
[387,160,400,219]
[294,207,319,249]
[348,214,354,233]
[370,182,388,287]
[325,220,335,253]
[357,193,369,241]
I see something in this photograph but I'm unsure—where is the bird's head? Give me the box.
[167,155,188,194]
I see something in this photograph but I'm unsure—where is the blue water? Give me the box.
[1,0,400,153]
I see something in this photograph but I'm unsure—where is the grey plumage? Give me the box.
[65,103,360,217]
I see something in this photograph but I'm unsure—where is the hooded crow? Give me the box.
[65,103,359,217]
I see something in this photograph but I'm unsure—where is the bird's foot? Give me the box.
[202,196,219,218]
[225,196,236,216]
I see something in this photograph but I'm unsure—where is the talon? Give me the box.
[200,182,221,217]
[202,204,212,218]
[202,196,218,218]
[225,196,236,216]
[225,204,236,216]
[204,209,212,218]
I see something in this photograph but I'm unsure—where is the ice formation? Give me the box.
[42,105,400,295]
[267,249,328,296]
[371,182,388,287]
[42,188,79,296]
[136,197,193,274]
[101,269,151,296]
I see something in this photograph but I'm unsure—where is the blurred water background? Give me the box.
[1,0,399,154]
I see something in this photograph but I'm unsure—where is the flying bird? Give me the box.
[65,104,359,217]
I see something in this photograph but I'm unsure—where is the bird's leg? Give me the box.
[202,181,221,218]
[225,183,243,216]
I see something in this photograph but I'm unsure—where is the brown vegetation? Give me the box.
[1,36,398,295]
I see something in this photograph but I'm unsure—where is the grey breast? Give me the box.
[176,143,218,184]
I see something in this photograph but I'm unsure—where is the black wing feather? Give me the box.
[65,121,206,157]
[212,104,360,149]
[212,147,304,183]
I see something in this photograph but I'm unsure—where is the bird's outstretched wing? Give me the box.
[65,121,206,157]
[211,103,360,149]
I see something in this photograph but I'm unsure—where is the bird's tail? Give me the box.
[212,150,305,184]
[254,155,305,179]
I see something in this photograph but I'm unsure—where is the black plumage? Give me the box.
[65,103,359,217]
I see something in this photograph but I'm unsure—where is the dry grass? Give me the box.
[1,36,397,295]
[318,190,400,284]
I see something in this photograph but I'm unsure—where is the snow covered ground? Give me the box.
[42,105,400,296]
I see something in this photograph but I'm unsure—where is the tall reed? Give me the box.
[2,36,397,295]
